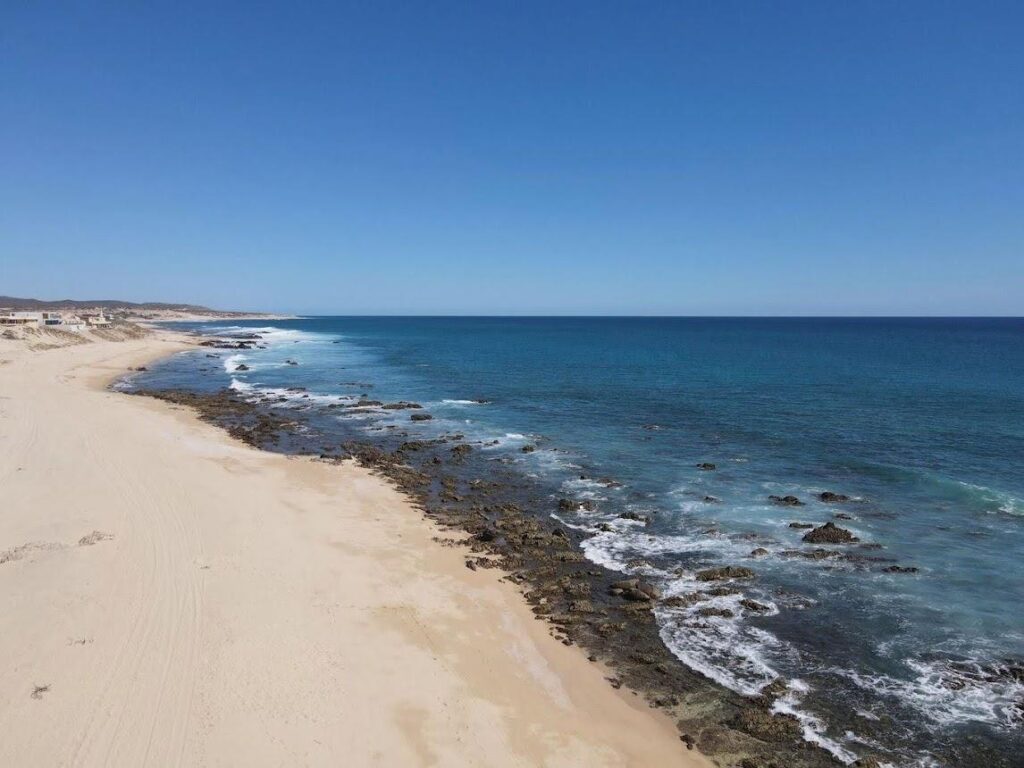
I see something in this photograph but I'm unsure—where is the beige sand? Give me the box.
[0,331,711,767]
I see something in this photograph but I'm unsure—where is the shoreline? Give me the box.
[0,326,708,766]
[129,327,851,768]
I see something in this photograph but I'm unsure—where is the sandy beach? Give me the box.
[0,328,709,767]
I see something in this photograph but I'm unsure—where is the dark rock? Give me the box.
[731,706,802,741]
[820,491,851,503]
[234,364,249,371]
[568,600,595,613]
[410,413,433,421]
[558,498,595,512]
[696,462,716,471]
[740,598,770,612]
[749,547,770,557]
[759,678,789,700]
[609,579,660,602]
[697,607,734,618]
[788,522,813,529]
[355,399,383,407]
[882,565,919,574]
[802,521,859,544]
[381,401,422,410]
[703,495,721,503]
[521,444,536,453]
[696,566,755,581]
[769,495,804,506]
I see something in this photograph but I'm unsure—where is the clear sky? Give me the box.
[2,2,1022,315]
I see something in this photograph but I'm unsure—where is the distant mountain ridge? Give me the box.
[0,296,215,311]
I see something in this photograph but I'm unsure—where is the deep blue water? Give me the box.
[132,317,1024,766]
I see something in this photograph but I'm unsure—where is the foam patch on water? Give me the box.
[838,657,1024,729]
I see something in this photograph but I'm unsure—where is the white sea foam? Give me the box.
[838,657,1024,728]
[771,681,859,764]
[228,378,253,392]
[442,399,486,405]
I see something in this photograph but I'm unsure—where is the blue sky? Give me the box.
[2,2,1022,315]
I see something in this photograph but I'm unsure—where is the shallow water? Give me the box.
[131,317,1024,766]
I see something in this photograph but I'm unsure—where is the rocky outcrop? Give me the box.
[819,491,851,503]
[608,578,660,602]
[802,521,859,544]
[696,566,755,581]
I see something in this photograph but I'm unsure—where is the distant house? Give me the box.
[1,311,44,326]
[0,310,91,331]
[84,311,111,326]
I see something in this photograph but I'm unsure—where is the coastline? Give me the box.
[0,327,707,766]
[126,325,854,768]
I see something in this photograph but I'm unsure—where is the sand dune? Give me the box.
[0,331,708,767]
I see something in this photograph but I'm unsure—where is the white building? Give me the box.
[0,311,44,327]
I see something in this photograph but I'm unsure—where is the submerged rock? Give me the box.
[769,495,804,506]
[617,510,650,523]
[882,565,919,574]
[410,413,433,421]
[749,547,770,557]
[802,521,859,544]
[696,462,717,471]
[788,521,813,529]
[740,598,770,612]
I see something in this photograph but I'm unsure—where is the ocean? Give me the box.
[126,317,1024,767]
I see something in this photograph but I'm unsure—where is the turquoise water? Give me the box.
[134,317,1024,765]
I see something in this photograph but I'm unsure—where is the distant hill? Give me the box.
[0,296,215,312]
